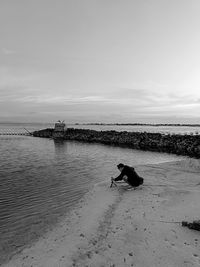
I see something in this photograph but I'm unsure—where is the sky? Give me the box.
[1,0,200,124]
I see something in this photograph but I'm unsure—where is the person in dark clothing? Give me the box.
[112,163,144,187]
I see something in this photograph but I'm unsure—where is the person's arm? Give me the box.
[114,170,124,181]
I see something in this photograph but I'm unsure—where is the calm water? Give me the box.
[0,123,187,264]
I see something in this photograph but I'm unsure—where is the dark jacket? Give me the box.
[114,165,143,187]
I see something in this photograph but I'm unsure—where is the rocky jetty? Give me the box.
[33,128,54,138]
[33,128,200,158]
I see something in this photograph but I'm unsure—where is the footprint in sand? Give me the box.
[164,238,176,247]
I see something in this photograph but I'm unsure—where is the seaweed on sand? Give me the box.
[182,220,200,231]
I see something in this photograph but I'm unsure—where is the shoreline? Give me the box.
[2,158,200,267]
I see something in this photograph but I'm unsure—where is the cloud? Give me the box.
[113,87,200,106]
[1,84,200,112]
[1,48,16,55]
[1,80,200,123]
[0,85,39,102]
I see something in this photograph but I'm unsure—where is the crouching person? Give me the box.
[112,163,144,188]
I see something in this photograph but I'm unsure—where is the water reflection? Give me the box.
[53,139,67,156]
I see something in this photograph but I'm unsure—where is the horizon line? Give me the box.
[1,121,200,127]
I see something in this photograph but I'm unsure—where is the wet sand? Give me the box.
[2,159,200,267]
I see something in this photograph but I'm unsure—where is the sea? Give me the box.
[0,122,194,264]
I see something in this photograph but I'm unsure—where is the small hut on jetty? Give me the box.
[52,120,66,139]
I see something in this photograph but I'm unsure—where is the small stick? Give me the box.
[143,184,169,187]
[149,220,181,224]
[24,128,33,135]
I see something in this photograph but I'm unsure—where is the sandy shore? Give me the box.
[2,159,200,267]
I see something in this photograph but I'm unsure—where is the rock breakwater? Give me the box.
[33,128,200,158]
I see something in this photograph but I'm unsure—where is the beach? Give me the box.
[2,159,200,267]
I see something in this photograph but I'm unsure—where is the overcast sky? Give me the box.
[1,0,200,123]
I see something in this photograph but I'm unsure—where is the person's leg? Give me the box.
[123,175,129,184]
[139,177,144,185]
[123,176,137,188]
